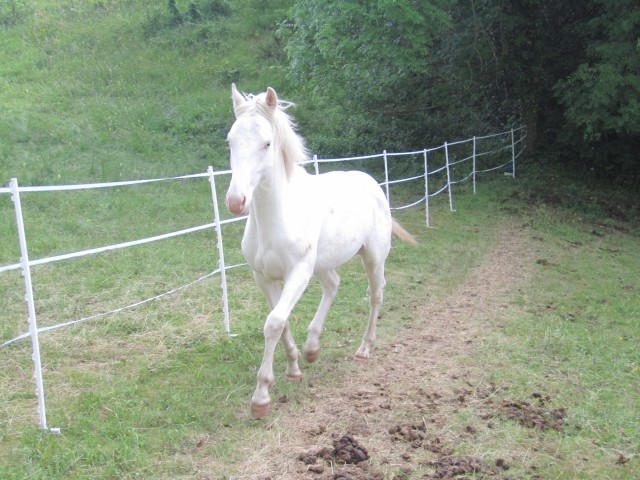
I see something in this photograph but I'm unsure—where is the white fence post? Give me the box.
[383,150,390,204]
[207,167,233,336]
[444,142,455,212]
[10,179,51,432]
[423,149,430,228]
[472,136,477,195]
[313,154,319,176]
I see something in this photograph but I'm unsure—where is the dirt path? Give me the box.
[232,224,536,479]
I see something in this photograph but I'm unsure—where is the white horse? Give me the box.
[225,85,415,418]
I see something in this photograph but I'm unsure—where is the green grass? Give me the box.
[0,0,289,340]
[2,171,639,479]
[430,170,639,479]
[1,1,639,478]
[0,176,502,479]
[1,0,290,186]
[479,206,639,477]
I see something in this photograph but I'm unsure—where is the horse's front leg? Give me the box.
[254,272,302,382]
[252,266,312,418]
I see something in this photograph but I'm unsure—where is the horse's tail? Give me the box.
[392,219,418,246]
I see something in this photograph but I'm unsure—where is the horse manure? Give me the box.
[427,455,495,478]
[333,433,369,464]
[500,399,565,431]
[333,471,353,480]
[297,432,369,469]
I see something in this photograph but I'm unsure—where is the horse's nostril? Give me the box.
[226,191,247,215]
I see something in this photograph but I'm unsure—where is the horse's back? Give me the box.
[312,170,391,270]
[318,170,389,220]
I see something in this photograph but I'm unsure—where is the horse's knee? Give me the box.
[264,313,286,339]
[369,287,384,305]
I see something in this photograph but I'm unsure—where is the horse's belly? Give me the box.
[314,222,366,270]
[313,172,391,269]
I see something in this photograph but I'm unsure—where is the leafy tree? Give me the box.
[283,0,451,155]
[423,0,640,180]
[285,0,640,182]
[431,1,591,148]
[554,0,640,178]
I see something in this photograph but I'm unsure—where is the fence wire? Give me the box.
[0,126,526,430]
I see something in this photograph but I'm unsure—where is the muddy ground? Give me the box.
[227,225,562,479]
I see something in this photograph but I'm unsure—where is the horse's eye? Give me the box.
[264,142,271,150]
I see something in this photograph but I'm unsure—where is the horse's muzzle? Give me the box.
[226,189,247,215]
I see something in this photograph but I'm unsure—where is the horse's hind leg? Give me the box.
[304,269,340,363]
[355,253,386,362]
[282,321,302,382]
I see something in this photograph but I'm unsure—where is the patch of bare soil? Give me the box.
[229,225,548,479]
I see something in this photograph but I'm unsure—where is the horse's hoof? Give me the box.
[304,349,319,363]
[285,373,302,383]
[354,353,369,363]
[251,402,271,418]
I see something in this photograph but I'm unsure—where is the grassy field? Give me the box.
[450,178,638,479]
[1,0,290,341]
[1,1,639,479]
[0,0,290,185]
[2,171,638,479]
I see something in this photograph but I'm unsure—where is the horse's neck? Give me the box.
[250,163,309,230]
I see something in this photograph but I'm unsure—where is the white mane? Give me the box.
[234,90,309,178]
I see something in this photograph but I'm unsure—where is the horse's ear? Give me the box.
[231,83,245,117]
[265,87,278,110]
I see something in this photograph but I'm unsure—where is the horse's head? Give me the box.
[225,84,279,216]
[225,84,308,216]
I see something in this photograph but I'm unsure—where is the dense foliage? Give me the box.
[554,0,640,178]
[285,0,640,184]
[282,0,450,155]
